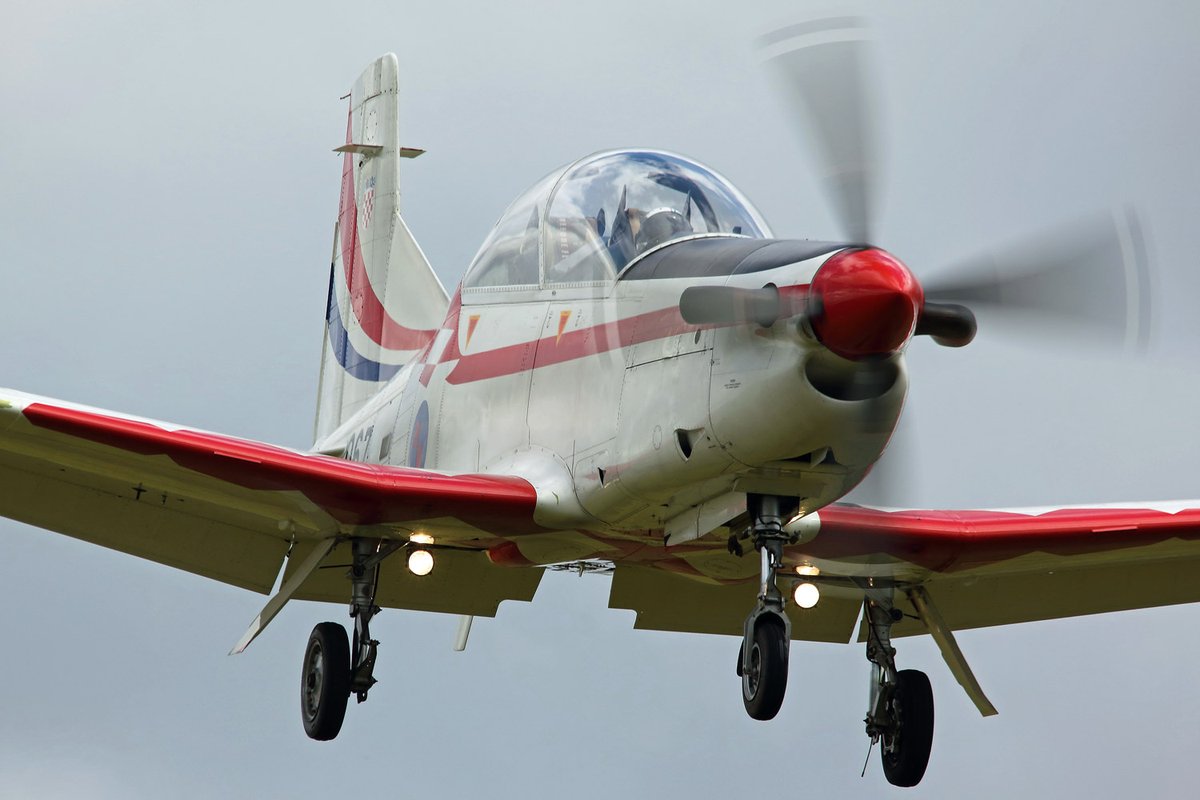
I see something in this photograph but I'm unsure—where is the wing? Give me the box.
[609,501,1200,645]
[814,502,1200,638]
[0,389,543,616]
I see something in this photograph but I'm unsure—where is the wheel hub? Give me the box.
[745,643,763,696]
[303,643,325,719]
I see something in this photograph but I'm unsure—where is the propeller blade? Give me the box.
[914,302,977,348]
[848,360,902,436]
[923,208,1152,350]
[679,285,782,327]
[760,17,881,243]
[843,414,917,508]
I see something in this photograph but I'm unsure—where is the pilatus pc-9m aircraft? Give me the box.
[0,24,1179,788]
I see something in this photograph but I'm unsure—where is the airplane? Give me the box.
[0,21,1185,788]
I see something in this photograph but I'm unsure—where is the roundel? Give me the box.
[407,401,430,468]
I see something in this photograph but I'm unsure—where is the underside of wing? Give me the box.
[0,390,544,613]
[609,564,863,643]
[282,539,541,616]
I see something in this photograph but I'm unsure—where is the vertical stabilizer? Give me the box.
[315,54,448,446]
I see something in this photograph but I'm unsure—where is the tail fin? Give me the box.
[315,54,448,446]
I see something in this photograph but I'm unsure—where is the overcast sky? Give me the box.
[4,1,1200,797]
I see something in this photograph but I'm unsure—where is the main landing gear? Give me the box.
[733,496,935,787]
[863,594,934,787]
[301,538,391,741]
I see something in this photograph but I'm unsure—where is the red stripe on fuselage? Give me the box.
[337,108,437,352]
[443,298,761,385]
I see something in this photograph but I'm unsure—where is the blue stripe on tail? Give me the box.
[326,271,403,382]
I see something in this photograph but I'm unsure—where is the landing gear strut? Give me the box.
[300,538,393,741]
[349,539,383,703]
[863,594,935,787]
[737,495,793,720]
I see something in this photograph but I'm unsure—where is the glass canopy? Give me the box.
[464,150,770,289]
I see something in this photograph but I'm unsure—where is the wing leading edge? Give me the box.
[814,503,1200,637]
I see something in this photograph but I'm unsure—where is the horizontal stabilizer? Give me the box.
[332,143,424,159]
[333,143,383,156]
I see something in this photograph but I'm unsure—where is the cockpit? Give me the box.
[463,150,771,290]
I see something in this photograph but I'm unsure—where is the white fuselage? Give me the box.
[327,249,908,540]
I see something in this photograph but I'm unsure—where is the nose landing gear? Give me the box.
[741,615,789,719]
[737,495,793,720]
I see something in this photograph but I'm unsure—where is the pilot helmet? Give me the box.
[635,208,692,253]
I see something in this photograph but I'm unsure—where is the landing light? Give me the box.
[793,582,820,609]
[795,564,820,577]
[407,548,434,577]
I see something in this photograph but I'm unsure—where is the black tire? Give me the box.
[741,620,788,720]
[301,622,351,741]
[881,669,935,787]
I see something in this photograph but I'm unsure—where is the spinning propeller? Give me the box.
[754,16,1151,500]
[683,17,1150,360]
[767,15,1149,352]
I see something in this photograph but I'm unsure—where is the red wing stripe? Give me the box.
[814,505,1200,571]
[22,403,539,532]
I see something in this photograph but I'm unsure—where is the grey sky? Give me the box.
[3,1,1200,796]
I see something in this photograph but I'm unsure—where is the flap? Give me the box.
[609,564,862,643]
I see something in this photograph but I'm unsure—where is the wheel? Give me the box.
[881,669,935,787]
[741,620,788,720]
[301,622,351,740]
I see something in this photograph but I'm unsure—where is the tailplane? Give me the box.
[315,54,448,446]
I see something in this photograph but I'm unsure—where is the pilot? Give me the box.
[608,205,695,270]
[635,208,692,253]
